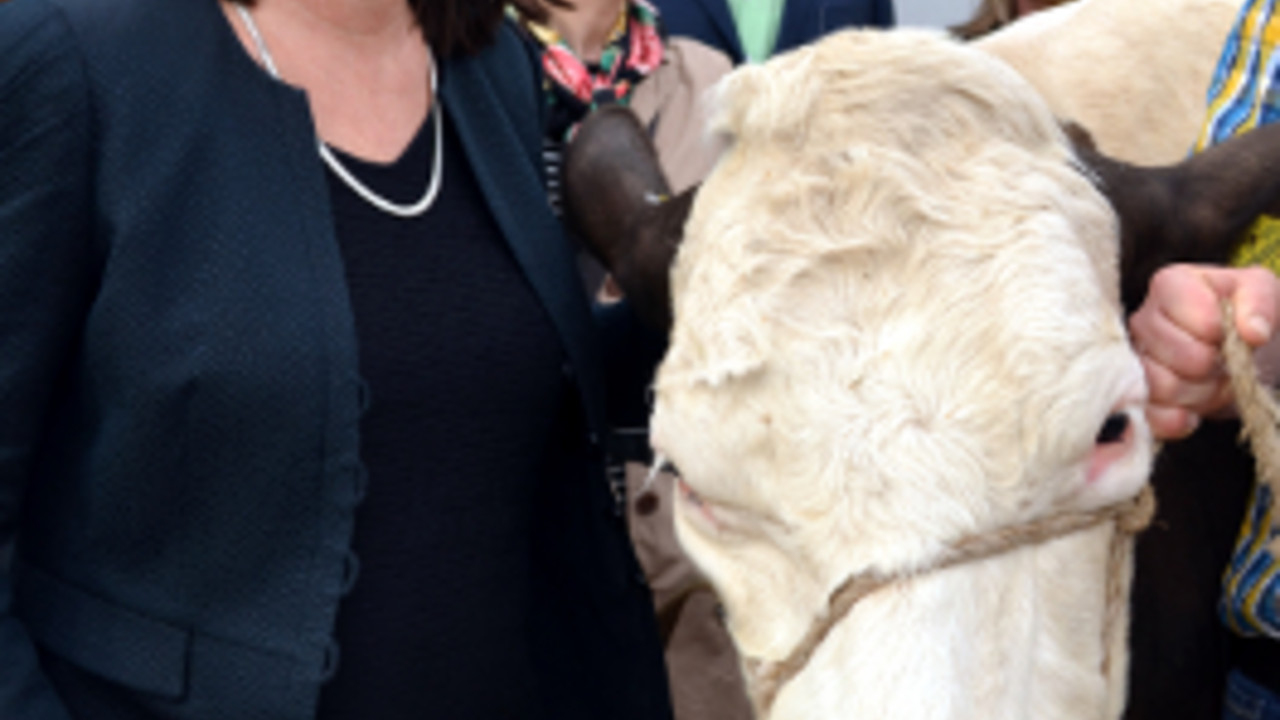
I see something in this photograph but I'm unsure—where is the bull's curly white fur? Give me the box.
[651,29,1154,719]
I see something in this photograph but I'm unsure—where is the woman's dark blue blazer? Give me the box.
[652,0,896,65]
[0,0,671,718]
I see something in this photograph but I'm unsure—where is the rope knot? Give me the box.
[1117,485,1157,535]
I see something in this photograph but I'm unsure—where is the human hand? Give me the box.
[1129,264,1280,440]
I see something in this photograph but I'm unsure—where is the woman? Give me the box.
[0,0,671,718]
[514,0,728,298]
[515,0,729,201]
[510,4,746,720]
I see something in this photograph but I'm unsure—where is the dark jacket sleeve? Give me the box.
[875,0,896,28]
[0,1,96,717]
[595,302,668,431]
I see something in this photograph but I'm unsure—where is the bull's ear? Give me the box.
[563,105,671,268]
[1072,121,1280,312]
[564,105,697,332]
[610,187,698,332]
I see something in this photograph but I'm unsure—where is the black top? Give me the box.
[315,112,569,718]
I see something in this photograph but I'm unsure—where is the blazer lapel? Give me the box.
[692,0,745,64]
[775,0,808,55]
[439,48,609,438]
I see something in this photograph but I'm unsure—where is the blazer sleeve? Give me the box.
[0,1,96,717]
[595,302,668,431]
[875,0,896,28]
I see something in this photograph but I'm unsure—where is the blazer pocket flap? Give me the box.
[13,559,190,699]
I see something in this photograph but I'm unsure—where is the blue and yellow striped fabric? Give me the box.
[1223,485,1280,637]
[1197,0,1280,276]
[1196,0,1280,156]
[1203,0,1280,639]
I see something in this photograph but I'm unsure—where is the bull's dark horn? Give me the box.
[564,105,698,332]
[1071,121,1280,311]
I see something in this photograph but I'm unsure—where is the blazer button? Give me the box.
[353,377,372,414]
[349,463,369,505]
[320,639,341,683]
[634,492,660,517]
[339,551,361,596]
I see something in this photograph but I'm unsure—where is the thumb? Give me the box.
[1200,265,1279,348]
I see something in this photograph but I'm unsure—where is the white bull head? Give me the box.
[649,29,1155,720]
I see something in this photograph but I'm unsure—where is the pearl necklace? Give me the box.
[235,4,443,218]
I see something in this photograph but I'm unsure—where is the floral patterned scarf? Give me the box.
[520,1,665,141]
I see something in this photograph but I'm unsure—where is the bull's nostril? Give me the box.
[1096,413,1129,444]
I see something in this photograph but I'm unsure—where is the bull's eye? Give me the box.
[1096,413,1129,444]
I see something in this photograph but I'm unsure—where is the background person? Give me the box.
[647,0,896,65]
[1130,3,1280,717]
[1129,264,1280,720]
[511,3,747,719]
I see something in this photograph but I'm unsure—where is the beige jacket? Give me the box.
[624,463,753,720]
[630,37,732,195]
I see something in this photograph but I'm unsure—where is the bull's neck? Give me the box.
[760,523,1127,720]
